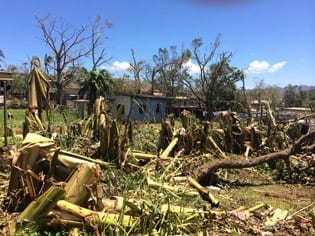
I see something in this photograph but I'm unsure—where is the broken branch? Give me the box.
[194,131,315,184]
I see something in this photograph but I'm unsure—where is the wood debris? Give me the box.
[0,94,314,235]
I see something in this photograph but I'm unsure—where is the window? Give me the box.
[156,103,161,113]
[117,104,125,115]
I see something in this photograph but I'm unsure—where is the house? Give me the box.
[250,99,271,121]
[109,92,169,123]
[277,107,312,122]
[172,96,203,119]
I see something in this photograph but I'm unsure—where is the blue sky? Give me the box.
[1,0,314,89]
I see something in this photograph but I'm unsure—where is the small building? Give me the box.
[109,92,169,123]
[278,107,312,122]
[250,99,270,121]
[172,96,202,119]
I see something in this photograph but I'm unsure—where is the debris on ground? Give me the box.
[0,91,314,235]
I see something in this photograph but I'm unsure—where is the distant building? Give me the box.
[278,107,312,121]
[109,92,169,123]
[250,100,270,120]
[172,96,202,118]
[51,80,80,107]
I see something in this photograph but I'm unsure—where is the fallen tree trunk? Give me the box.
[147,176,200,198]
[17,186,65,227]
[64,163,102,206]
[160,137,179,158]
[193,130,315,185]
[56,200,137,228]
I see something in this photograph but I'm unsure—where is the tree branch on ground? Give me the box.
[192,130,315,185]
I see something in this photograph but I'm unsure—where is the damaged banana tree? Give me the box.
[5,133,112,231]
[23,59,50,137]
[80,96,128,166]
[6,94,137,232]
[6,131,217,233]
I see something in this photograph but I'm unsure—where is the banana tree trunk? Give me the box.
[18,186,65,224]
[57,200,136,228]
[64,163,102,206]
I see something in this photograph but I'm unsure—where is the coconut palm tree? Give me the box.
[79,69,113,115]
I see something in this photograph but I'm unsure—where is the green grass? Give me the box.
[0,108,25,146]
[0,108,25,128]
[0,108,75,131]
[0,107,81,146]
[46,106,81,126]
[229,186,290,209]
[131,122,161,153]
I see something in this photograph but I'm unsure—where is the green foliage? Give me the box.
[283,84,315,108]
[0,134,23,147]
[286,122,302,141]
[131,123,160,153]
[14,225,69,236]
[3,105,314,235]
[0,108,81,147]
[302,88,315,110]
[152,46,191,97]
[11,73,28,93]
[79,69,113,114]
[100,167,208,235]
[248,80,283,110]
[47,107,80,127]
[185,35,244,118]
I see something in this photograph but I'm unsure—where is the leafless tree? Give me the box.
[90,15,113,71]
[129,49,146,93]
[36,15,91,104]
[37,15,113,104]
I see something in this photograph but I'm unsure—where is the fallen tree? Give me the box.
[192,130,315,185]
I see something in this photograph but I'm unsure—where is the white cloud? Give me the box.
[268,61,287,72]
[246,60,270,73]
[110,61,130,71]
[183,59,200,74]
[245,60,287,74]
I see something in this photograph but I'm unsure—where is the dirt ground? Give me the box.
[214,169,315,235]
[0,146,314,235]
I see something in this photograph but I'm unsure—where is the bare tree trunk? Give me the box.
[241,76,252,125]
[56,84,64,105]
[192,130,315,185]
[151,69,156,95]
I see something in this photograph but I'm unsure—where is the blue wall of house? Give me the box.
[111,95,132,121]
[130,96,167,122]
[111,94,167,123]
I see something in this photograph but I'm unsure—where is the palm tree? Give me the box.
[79,69,113,115]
